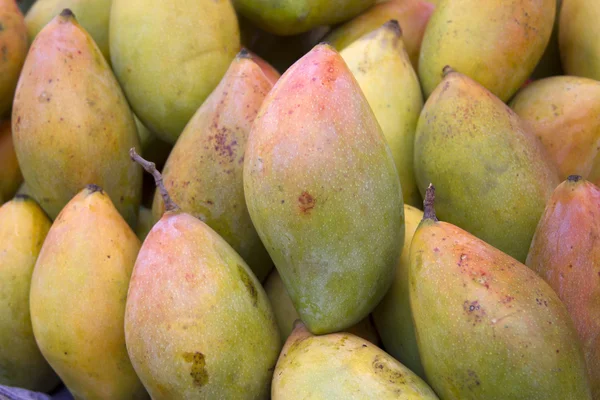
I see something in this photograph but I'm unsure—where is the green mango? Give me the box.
[125,150,281,399]
[272,321,439,399]
[414,68,559,263]
[11,10,142,227]
[25,0,112,63]
[0,195,60,392]
[110,0,241,144]
[418,0,555,102]
[244,43,404,335]
[409,185,592,399]
[233,0,375,36]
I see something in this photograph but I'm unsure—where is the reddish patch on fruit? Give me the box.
[298,191,315,214]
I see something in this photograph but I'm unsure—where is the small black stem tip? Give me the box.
[442,65,455,78]
[423,183,438,221]
[129,147,179,212]
[385,19,402,36]
[60,8,74,18]
[567,175,582,183]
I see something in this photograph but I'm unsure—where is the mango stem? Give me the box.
[129,147,179,212]
[423,183,438,221]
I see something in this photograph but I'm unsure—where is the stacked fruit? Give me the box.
[1,0,599,399]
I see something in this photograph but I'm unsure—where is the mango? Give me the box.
[11,10,142,227]
[409,185,592,399]
[233,0,375,36]
[0,119,22,203]
[152,50,275,282]
[418,0,555,101]
[0,195,60,392]
[125,149,281,399]
[29,185,148,400]
[510,76,600,182]
[559,0,600,80]
[325,0,434,70]
[244,44,404,334]
[372,204,425,379]
[526,176,600,399]
[340,20,423,207]
[0,0,28,118]
[414,68,559,262]
[25,0,112,63]
[135,205,153,242]
[272,321,439,399]
[110,0,240,143]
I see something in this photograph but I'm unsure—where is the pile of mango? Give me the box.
[1,0,599,399]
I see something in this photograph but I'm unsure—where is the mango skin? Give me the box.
[418,0,555,102]
[0,196,60,392]
[244,44,404,335]
[509,76,600,182]
[124,211,281,400]
[0,0,28,118]
[372,205,425,380]
[233,0,375,36]
[152,53,274,282]
[410,216,592,400]
[340,20,423,207]
[110,0,241,143]
[0,120,23,202]
[25,0,112,63]
[559,0,600,81]
[29,185,148,400]
[11,11,142,227]
[325,0,434,70]
[263,268,381,346]
[272,321,439,399]
[414,70,560,263]
[526,177,600,399]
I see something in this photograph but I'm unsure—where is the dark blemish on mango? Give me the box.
[182,352,208,387]
[238,264,258,307]
[464,300,485,326]
[298,191,315,214]
[372,356,406,384]
[465,369,481,390]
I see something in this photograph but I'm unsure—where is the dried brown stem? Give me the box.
[129,147,179,212]
[423,183,438,221]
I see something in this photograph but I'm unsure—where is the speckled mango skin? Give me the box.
[11,11,142,228]
[232,0,375,36]
[29,186,148,400]
[152,53,274,282]
[0,196,59,392]
[244,44,404,335]
[372,205,425,380]
[340,21,423,207]
[272,321,439,399]
[418,0,555,102]
[0,0,28,118]
[325,0,434,70]
[110,0,240,143]
[526,177,600,399]
[409,216,592,400]
[25,0,112,63]
[510,76,600,183]
[124,211,281,400]
[414,70,560,263]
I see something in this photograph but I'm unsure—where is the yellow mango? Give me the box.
[559,0,600,80]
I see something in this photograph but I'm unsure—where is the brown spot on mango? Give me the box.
[237,264,258,306]
[298,191,315,214]
[372,355,407,385]
[182,352,208,387]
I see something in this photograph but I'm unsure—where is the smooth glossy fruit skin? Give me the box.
[0,196,60,392]
[272,321,439,399]
[418,0,555,102]
[263,268,381,346]
[12,11,142,227]
[526,176,600,399]
[233,0,375,36]
[559,0,600,81]
[244,44,404,335]
[410,214,592,400]
[25,0,112,63]
[0,0,28,118]
[414,69,560,263]
[340,20,423,207]
[152,52,274,282]
[0,120,23,202]
[325,0,434,70]
[124,211,281,400]
[110,0,240,143]
[29,185,148,400]
[372,204,425,379]
[510,76,600,182]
